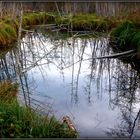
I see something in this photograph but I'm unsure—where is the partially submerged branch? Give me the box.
[130,110,140,138]
[92,49,136,59]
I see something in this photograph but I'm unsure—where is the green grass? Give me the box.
[111,21,136,50]
[0,12,55,46]
[0,81,18,102]
[0,102,77,138]
[0,81,77,138]
[1,11,140,47]
[130,31,140,50]
[0,22,17,45]
[110,20,140,57]
[55,13,110,31]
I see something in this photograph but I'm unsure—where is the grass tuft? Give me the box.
[0,81,18,102]
[111,21,136,50]
[110,20,140,59]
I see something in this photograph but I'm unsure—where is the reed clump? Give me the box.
[0,22,18,45]
[110,21,140,57]
[111,21,135,50]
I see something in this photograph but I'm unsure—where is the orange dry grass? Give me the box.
[0,80,18,102]
[127,11,140,25]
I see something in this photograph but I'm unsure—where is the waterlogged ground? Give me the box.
[1,29,140,138]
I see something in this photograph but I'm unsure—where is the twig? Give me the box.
[92,49,135,59]
[130,110,140,138]
[22,29,34,33]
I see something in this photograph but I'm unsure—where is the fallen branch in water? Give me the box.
[93,49,136,59]
[63,49,136,70]
[22,29,34,33]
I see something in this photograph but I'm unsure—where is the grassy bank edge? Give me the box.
[0,81,77,138]
[110,21,140,57]
[0,12,140,60]
[0,12,122,46]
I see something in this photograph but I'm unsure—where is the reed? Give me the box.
[0,22,17,45]
[110,21,140,57]
[111,21,135,49]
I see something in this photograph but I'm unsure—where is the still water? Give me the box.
[0,30,140,138]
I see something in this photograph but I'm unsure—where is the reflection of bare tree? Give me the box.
[0,46,53,113]
[106,109,140,138]
[86,39,97,103]
[15,31,140,108]
[71,38,75,103]
[0,57,11,80]
[106,63,140,138]
[75,39,86,104]
[82,37,112,102]
[0,30,111,105]
[44,33,140,138]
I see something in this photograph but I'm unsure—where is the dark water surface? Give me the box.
[0,30,140,138]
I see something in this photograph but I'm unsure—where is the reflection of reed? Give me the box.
[0,58,10,80]
[86,39,97,103]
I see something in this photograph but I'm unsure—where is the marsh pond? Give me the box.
[1,27,140,138]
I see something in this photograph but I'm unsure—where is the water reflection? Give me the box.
[0,30,140,138]
[106,64,140,138]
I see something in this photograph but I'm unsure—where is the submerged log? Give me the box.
[93,49,136,59]
[62,116,76,132]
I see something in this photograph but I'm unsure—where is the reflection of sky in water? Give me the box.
[29,69,119,137]
[17,33,140,137]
